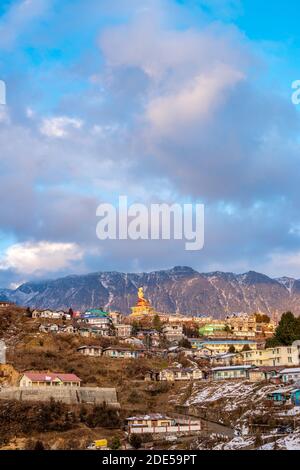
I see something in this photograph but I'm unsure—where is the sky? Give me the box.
[1,0,300,288]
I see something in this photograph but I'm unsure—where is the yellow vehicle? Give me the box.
[94,439,108,449]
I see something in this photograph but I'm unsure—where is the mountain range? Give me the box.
[1,266,300,317]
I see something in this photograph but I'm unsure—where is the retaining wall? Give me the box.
[0,386,120,407]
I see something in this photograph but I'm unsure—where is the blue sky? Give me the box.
[1,0,300,287]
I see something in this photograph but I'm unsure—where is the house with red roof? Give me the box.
[19,372,81,388]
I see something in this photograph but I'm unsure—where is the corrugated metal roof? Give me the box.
[23,372,81,382]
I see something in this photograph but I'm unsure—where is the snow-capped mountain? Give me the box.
[2,267,300,317]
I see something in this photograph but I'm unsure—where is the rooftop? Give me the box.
[127,414,172,421]
[212,365,253,371]
[22,372,81,382]
[280,368,300,374]
[190,339,256,344]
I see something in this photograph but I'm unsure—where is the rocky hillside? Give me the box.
[2,266,300,317]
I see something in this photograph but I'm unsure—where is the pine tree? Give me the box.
[266,311,300,347]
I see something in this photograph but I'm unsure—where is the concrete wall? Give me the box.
[0,386,120,407]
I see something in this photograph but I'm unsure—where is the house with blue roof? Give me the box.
[189,338,258,354]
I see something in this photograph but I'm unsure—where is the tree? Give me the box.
[110,436,121,450]
[265,311,300,347]
[228,345,236,353]
[131,321,140,336]
[26,307,32,318]
[255,313,270,324]
[178,338,192,349]
[254,433,263,449]
[152,314,162,332]
[68,308,74,318]
[129,434,142,449]
[183,324,200,338]
[34,440,45,451]
[224,325,232,334]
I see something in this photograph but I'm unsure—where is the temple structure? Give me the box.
[130,287,156,318]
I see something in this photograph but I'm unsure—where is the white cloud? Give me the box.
[0,241,84,275]
[40,116,83,138]
[258,251,300,279]
[146,64,244,135]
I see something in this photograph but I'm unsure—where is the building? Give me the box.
[81,309,112,326]
[280,367,300,384]
[0,300,14,308]
[241,341,300,367]
[137,330,161,348]
[248,367,281,383]
[19,372,81,388]
[108,311,124,325]
[115,324,133,338]
[39,324,59,334]
[210,352,243,367]
[147,367,203,382]
[162,324,184,343]
[199,323,227,337]
[291,389,300,406]
[123,337,145,348]
[77,345,103,357]
[32,310,71,320]
[190,338,258,354]
[211,365,253,380]
[225,314,257,338]
[126,414,201,435]
[167,346,194,358]
[103,347,145,359]
[267,389,292,404]
[58,325,76,334]
[78,325,112,338]
[39,324,76,334]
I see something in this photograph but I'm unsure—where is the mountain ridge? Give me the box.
[1,267,300,317]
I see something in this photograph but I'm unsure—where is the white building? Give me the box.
[280,368,300,384]
[242,341,300,367]
[77,345,103,357]
[212,365,253,380]
[162,324,184,342]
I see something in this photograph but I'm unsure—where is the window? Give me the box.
[288,357,292,363]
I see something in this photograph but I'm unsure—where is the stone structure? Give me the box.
[0,386,120,407]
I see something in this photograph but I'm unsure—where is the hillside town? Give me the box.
[1,288,300,450]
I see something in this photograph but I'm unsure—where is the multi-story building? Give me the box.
[115,324,133,338]
[241,341,300,367]
[146,367,203,382]
[108,311,124,325]
[225,314,257,338]
[189,338,258,354]
[162,324,184,342]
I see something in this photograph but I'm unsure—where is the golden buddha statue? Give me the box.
[137,287,150,307]
[130,287,155,318]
